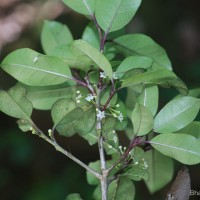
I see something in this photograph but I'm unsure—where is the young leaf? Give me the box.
[65,193,83,200]
[70,40,113,79]
[150,133,200,165]
[144,150,174,194]
[154,96,200,133]
[95,0,141,33]
[115,55,153,78]
[93,178,135,200]
[137,86,159,116]
[131,103,154,136]
[41,20,73,55]
[62,0,96,16]
[1,48,73,86]
[0,85,32,120]
[114,34,172,70]
[121,68,176,89]
[176,121,200,139]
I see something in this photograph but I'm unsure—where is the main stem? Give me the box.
[96,86,108,200]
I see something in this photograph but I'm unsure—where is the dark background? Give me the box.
[0,0,200,199]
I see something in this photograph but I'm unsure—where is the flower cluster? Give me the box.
[109,104,124,123]
[76,90,82,103]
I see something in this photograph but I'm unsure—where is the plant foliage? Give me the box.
[0,0,200,199]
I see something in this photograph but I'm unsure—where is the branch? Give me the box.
[32,124,101,180]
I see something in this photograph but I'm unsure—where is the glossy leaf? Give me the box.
[121,68,176,89]
[131,103,154,136]
[151,133,200,165]
[95,0,141,32]
[93,178,135,200]
[144,150,174,193]
[137,86,159,116]
[115,55,153,78]
[62,0,96,16]
[1,48,72,86]
[70,40,113,79]
[154,96,200,133]
[114,34,172,70]
[176,121,200,139]
[41,20,73,55]
[0,85,32,120]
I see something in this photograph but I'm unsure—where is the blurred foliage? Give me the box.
[0,0,200,199]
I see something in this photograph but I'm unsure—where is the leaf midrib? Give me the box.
[2,63,72,80]
[154,101,198,131]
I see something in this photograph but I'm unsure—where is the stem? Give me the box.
[96,87,108,200]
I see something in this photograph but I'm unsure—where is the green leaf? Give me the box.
[51,99,83,137]
[150,133,200,165]
[144,150,174,194]
[131,103,154,136]
[50,44,93,71]
[1,48,72,86]
[93,178,135,200]
[65,193,83,200]
[154,96,200,133]
[70,40,113,79]
[95,0,141,32]
[0,85,32,120]
[137,86,159,116]
[41,20,73,55]
[114,34,172,70]
[130,147,145,162]
[86,160,100,185]
[23,84,76,110]
[115,55,153,78]
[63,0,96,16]
[82,22,117,60]
[121,68,176,89]
[121,163,149,181]
[176,121,200,139]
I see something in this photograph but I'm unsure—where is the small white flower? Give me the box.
[108,145,112,149]
[100,72,107,78]
[134,161,139,165]
[76,100,80,103]
[85,94,95,102]
[115,104,120,108]
[77,90,80,94]
[143,160,148,169]
[77,94,82,99]
[113,72,118,80]
[96,110,105,120]
[117,112,123,123]
[113,136,118,144]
